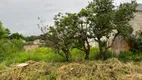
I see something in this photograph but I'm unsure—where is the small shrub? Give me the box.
[93,50,114,60]
[48,72,56,80]
[89,47,99,60]
[71,48,85,61]
[119,51,142,62]
[128,32,142,53]
[71,47,100,61]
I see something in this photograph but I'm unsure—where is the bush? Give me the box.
[71,47,114,61]
[119,51,142,62]
[128,32,142,53]
[94,51,114,60]
[70,48,85,61]
[0,47,65,67]
[89,47,114,60]
[89,47,99,60]
[0,39,24,61]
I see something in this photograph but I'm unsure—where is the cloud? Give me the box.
[0,0,92,36]
[137,0,142,3]
[0,0,138,36]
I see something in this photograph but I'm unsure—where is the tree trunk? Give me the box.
[98,39,105,60]
[63,49,71,62]
[84,50,90,60]
[65,53,70,62]
[84,39,90,60]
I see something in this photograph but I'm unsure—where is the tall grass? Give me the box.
[0,47,65,67]
[0,39,23,61]
[1,46,141,69]
[0,47,100,68]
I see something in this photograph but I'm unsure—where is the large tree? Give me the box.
[83,0,137,60]
[70,11,91,60]
[39,13,77,61]
[39,0,137,60]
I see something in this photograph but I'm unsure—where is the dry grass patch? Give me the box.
[0,58,142,80]
[56,58,142,80]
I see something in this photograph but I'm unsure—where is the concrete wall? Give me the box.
[130,12,142,34]
[24,44,39,51]
[110,36,131,55]
[110,11,142,55]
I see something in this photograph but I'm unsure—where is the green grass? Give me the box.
[0,47,100,68]
[119,51,142,62]
[0,47,65,68]
[0,47,142,79]
[0,47,142,69]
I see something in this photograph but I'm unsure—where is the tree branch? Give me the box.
[107,32,120,49]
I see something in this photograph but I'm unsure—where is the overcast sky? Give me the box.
[0,0,142,36]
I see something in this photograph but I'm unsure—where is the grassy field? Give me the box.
[0,47,100,69]
[0,47,142,80]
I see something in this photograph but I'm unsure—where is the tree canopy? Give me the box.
[40,0,137,61]
[0,21,9,39]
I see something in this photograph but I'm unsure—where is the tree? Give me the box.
[39,14,76,61]
[44,13,91,60]
[39,0,137,60]
[24,35,42,42]
[0,21,9,39]
[10,32,24,40]
[53,13,91,60]
[68,11,91,60]
[83,0,137,60]
[0,21,24,60]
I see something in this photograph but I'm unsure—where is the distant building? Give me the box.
[33,39,41,45]
[24,39,44,51]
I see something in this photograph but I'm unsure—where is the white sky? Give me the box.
[0,0,141,36]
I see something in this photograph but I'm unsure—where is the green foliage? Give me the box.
[0,47,101,68]
[39,14,77,61]
[0,21,24,61]
[0,46,142,70]
[82,0,137,60]
[9,32,24,40]
[128,32,142,52]
[96,51,115,60]
[24,35,44,42]
[0,39,24,61]
[119,51,142,62]
[0,47,65,67]
[0,21,9,39]
[71,48,86,61]
[48,72,56,80]
[39,0,137,61]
